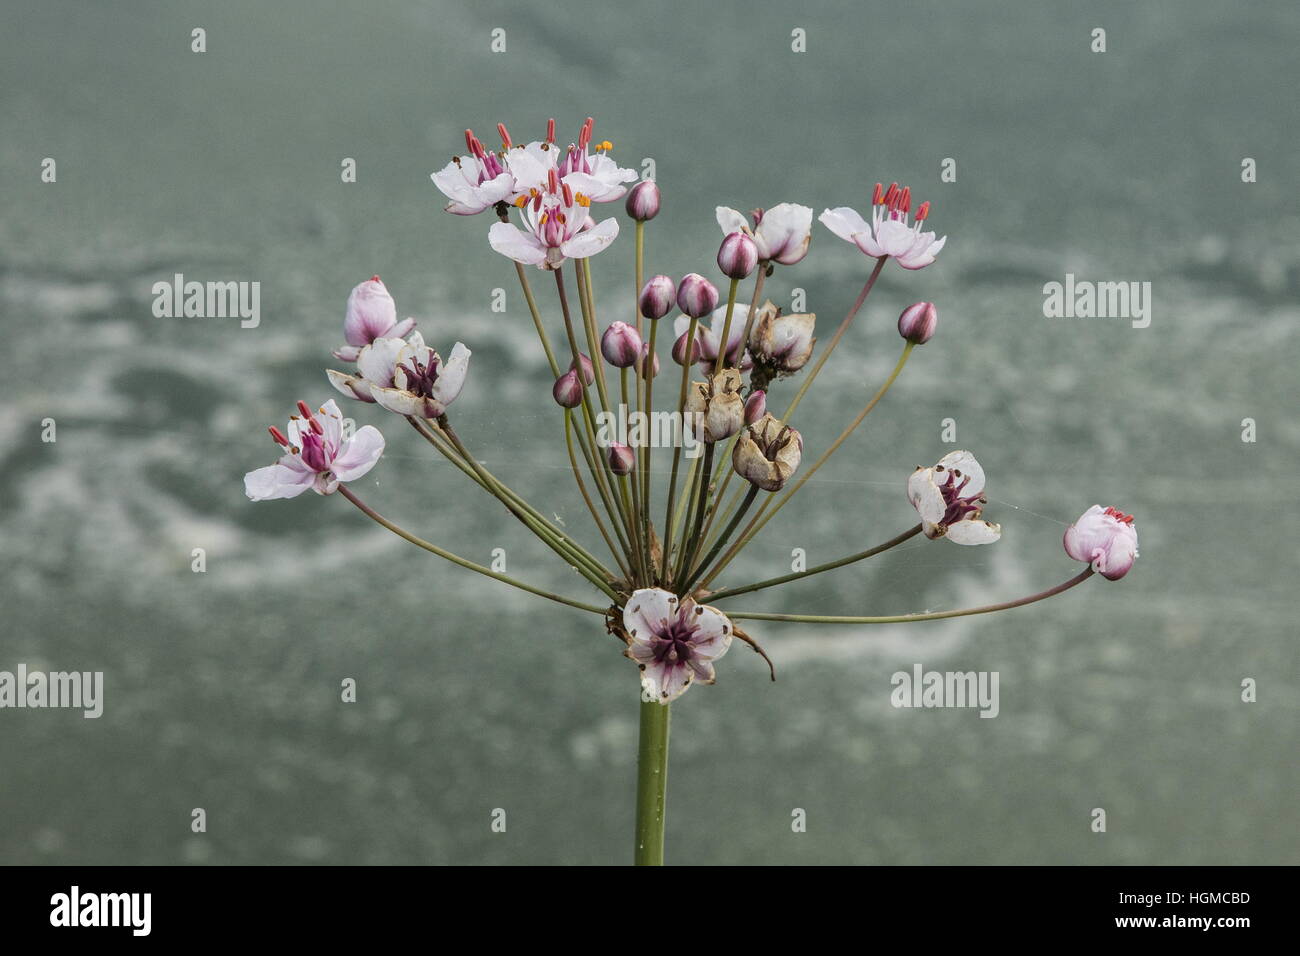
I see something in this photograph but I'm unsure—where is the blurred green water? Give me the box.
[0,0,1296,864]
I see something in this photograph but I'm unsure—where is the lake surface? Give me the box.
[1,0,1296,864]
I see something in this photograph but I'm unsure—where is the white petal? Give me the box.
[488,221,548,265]
[945,519,1002,545]
[430,342,471,408]
[819,206,870,243]
[332,425,385,481]
[244,463,315,501]
[356,336,406,388]
[371,385,427,418]
[560,217,619,260]
[715,206,749,235]
[681,600,733,660]
[935,450,985,496]
[907,468,947,524]
[623,588,677,644]
[326,368,374,402]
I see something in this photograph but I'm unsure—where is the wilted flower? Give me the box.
[897,301,938,345]
[685,369,744,443]
[676,273,719,319]
[430,130,515,216]
[1064,505,1138,580]
[489,169,619,270]
[245,399,384,500]
[626,180,661,221]
[715,203,813,266]
[744,389,767,424]
[748,300,815,376]
[607,442,635,476]
[820,181,946,270]
[622,588,734,703]
[552,369,584,408]
[717,231,759,280]
[733,414,803,491]
[368,336,472,419]
[601,321,642,368]
[907,451,1000,544]
[638,274,676,320]
[333,276,416,362]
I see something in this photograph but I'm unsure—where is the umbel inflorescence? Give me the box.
[245,115,1140,864]
[246,115,1138,706]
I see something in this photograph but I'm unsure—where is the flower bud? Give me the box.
[1063,505,1138,581]
[685,369,745,443]
[625,180,661,222]
[552,369,583,408]
[676,273,719,319]
[672,329,701,366]
[717,231,759,280]
[744,389,767,424]
[897,301,937,345]
[748,300,816,375]
[733,414,803,491]
[601,321,642,368]
[607,442,636,476]
[636,343,660,379]
[569,353,594,385]
[638,275,676,320]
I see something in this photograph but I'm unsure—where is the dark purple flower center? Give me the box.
[652,616,698,665]
[398,354,442,399]
[934,467,983,526]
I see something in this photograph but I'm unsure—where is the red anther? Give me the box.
[872,182,884,205]
[900,187,911,212]
[884,181,899,203]
[547,168,559,193]
[496,122,512,148]
[579,117,593,149]
[915,201,930,222]
[562,182,574,206]
[296,400,313,420]
[464,129,475,152]
[370,274,381,283]
[268,426,289,447]
[532,192,543,212]
[546,117,555,143]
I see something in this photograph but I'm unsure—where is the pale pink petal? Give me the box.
[331,425,385,481]
[430,342,471,408]
[244,463,315,501]
[907,468,947,525]
[945,519,1002,545]
[935,450,985,497]
[819,206,870,243]
[560,217,619,260]
[715,206,750,235]
[488,221,548,266]
[326,368,375,402]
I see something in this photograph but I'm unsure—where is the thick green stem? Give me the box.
[634,698,671,866]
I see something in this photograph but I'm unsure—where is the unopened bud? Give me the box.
[625,180,661,222]
[636,343,661,379]
[672,329,701,366]
[638,274,676,320]
[601,321,642,368]
[897,301,937,345]
[552,369,583,408]
[570,353,595,385]
[717,231,759,280]
[607,442,635,476]
[744,389,767,424]
[677,273,719,319]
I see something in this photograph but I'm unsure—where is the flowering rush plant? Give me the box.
[245,117,1138,865]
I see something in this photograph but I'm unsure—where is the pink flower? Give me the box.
[333,277,417,362]
[820,182,947,270]
[623,588,734,703]
[245,399,384,500]
[715,203,813,265]
[488,169,619,270]
[430,129,516,216]
[504,117,636,204]
[1064,506,1138,580]
[368,334,472,419]
[907,451,1001,544]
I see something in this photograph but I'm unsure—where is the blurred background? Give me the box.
[1,0,1297,864]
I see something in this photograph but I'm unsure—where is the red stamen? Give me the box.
[872,182,883,205]
[900,187,911,213]
[268,426,289,447]
[546,117,555,143]
[547,168,559,193]
[370,274,381,283]
[296,400,313,419]
[579,117,593,149]
[464,129,475,153]
[497,122,512,149]
[884,182,899,205]
[915,201,930,222]
[562,182,574,206]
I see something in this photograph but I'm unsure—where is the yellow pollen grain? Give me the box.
[576,193,591,207]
